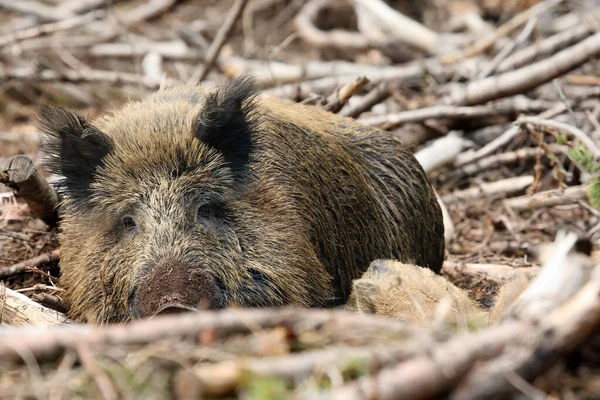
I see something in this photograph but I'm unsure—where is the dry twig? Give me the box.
[444,0,565,63]
[339,82,391,118]
[191,0,251,84]
[518,115,600,159]
[0,249,61,280]
[323,76,369,113]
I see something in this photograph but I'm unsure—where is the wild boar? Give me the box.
[40,77,444,323]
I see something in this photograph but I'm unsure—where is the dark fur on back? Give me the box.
[40,77,444,323]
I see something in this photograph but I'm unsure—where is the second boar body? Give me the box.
[41,78,445,323]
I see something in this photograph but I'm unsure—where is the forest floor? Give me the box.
[1,0,600,399]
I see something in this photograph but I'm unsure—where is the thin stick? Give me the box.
[192,0,250,84]
[497,24,592,73]
[455,104,570,167]
[477,16,537,79]
[452,147,545,178]
[339,82,391,118]
[323,76,369,113]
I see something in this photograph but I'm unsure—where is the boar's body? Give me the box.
[41,78,444,323]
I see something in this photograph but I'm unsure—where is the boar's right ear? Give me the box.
[38,106,112,201]
[195,76,258,181]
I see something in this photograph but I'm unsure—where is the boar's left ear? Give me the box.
[39,106,112,201]
[195,76,258,181]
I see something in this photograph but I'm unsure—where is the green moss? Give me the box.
[243,375,289,400]
[339,357,369,381]
[569,144,600,175]
[588,178,600,211]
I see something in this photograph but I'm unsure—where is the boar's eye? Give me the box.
[122,216,136,231]
[197,204,211,220]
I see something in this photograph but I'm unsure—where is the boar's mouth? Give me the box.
[154,303,201,316]
[135,260,218,318]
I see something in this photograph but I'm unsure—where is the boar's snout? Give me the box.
[135,260,216,318]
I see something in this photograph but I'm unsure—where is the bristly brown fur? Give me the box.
[347,260,532,328]
[39,77,445,323]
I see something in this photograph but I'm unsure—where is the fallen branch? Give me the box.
[260,55,461,99]
[1,155,59,226]
[57,0,106,15]
[451,234,600,400]
[352,0,443,55]
[359,97,558,129]
[328,321,523,400]
[0,308,418,362]
[118,0,177,26]
[441,176,534,204]
[496,24,593,73]
[504,185,589,211]
[447,32,600,106]
[454,102,570,167]
[186,340,439,398]
[88,41,200,60]
[360,104,505,128]
[0,65,180,89]
[0,249,61,280]
[222,58,390,86]
[0,284,70,326]
[415,133,469,174]
[504,231,594,321]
